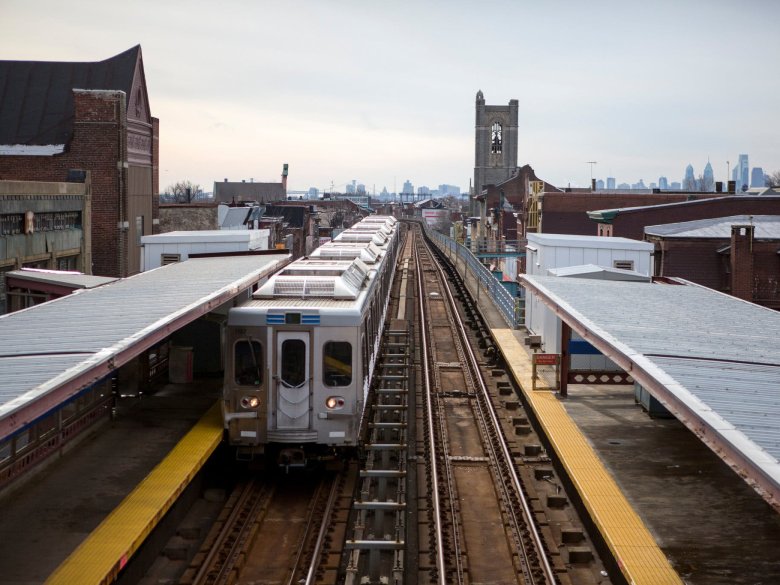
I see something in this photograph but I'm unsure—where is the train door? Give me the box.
[275,331,311,430]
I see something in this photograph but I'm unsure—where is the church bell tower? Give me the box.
[473,90,518,215]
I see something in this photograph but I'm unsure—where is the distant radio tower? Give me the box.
[585,161,597,180]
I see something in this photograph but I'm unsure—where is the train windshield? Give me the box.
[323,342,352,386]
[281,339,307,387]
[235,339,263,386]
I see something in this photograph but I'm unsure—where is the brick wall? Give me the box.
[0,91,124,277]
[613,196,780,240]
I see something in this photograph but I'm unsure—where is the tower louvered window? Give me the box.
[491,122,502,154]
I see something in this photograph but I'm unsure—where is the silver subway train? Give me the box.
[222,216,401,464]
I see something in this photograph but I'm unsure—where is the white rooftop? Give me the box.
[141,230,263,243]
[645,215,780,239]
[527,232,654,251]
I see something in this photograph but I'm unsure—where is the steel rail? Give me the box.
[413,236,448,585]
[426,237,558,585]
[192,480,273,585]
[297,475,339,585]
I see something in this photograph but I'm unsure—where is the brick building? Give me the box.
[587,195,780,240]
[523,189,727,238]
[213,165,288,204]
[645,215,780,310]
[0,46,159,277]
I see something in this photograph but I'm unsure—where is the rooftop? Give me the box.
[645,215,780,239]
[520,274,780,508]
[0,254,290,441]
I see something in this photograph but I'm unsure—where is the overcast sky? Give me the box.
[2,0,779,193]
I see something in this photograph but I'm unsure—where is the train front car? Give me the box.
[222,216,400,467]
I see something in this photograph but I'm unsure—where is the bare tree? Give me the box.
[767,171,780,188]
[697,173,715,192]
[164,180,203,203]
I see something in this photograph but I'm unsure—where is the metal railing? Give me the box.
[420,223,521,329]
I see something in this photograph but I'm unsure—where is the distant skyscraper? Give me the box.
[438,184,461,196]
[658,176,669,190]
[736,154,749,191]
[617,182,631,189]
[683,164,696,190]
[402,179,414,195]
[596,179,605,190]
[671,181,681,190]
[751,167,766,188]
[702,161,714,192]
[417,186,430,196]
[606,177,616,189]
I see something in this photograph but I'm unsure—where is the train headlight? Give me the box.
[325,396,345,410]
[241,396,260,409]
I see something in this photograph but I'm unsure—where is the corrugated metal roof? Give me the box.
[645,215,780,239]
[7,270,117,289]
[0,254,289,435]
[520,275,780,501]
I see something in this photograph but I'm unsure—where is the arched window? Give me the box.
[491,122,502,154]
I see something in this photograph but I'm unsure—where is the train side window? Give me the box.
[281,339,306,387]
[323,341,352,386]
[235,339,263,386]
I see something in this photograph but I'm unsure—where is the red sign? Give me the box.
[533,353,559,366]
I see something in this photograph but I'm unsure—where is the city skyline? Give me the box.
[2,1,779,193]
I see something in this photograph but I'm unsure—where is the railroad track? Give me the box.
[411,223,610,585]
[183,471,344,585]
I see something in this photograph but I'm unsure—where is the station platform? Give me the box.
[491,328,681,584]
[456,266,780,583]
[45,402,222,585]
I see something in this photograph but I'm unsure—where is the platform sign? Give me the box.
[532,353,560,391]
[533,353,559,366]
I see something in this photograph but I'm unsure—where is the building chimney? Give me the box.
[730,224,754,301]
[224,178,228,182]
[715,181,723,193]
[281,163,289,193]
[727,180,736,194]
[591,178,596,191]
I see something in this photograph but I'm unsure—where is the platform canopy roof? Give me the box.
[519,274,780,510]
[0,254,290,442]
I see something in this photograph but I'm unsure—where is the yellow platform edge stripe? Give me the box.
[46,402,223,585]
[491,329,683,585]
